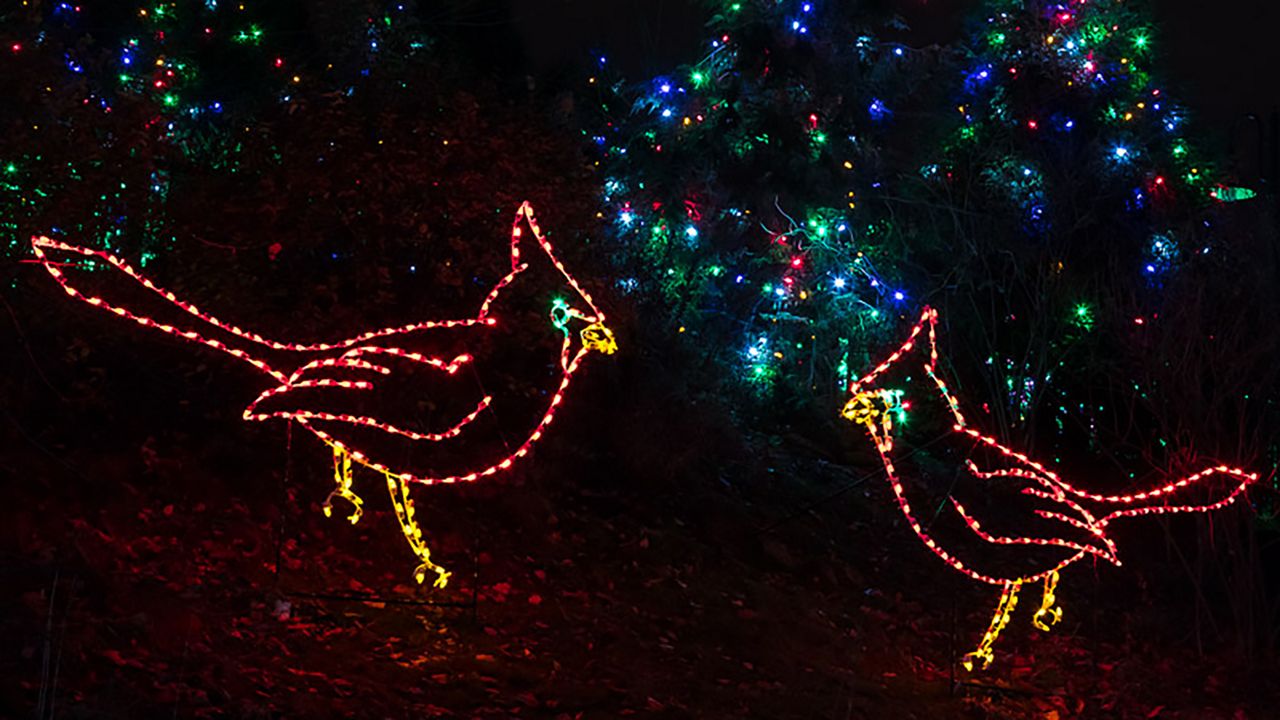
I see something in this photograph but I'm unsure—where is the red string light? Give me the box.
[842,306,1257,669]
[31,202,617,585]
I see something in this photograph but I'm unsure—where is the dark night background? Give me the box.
[424,0,1279,192]
[511,0,1279,121]
[4,1,1280,717]
[503,0,1279,166]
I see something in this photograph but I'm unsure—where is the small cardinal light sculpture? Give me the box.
[841,307,1256,670]
[32,202,617,588]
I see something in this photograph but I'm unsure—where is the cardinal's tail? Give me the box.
[30,236,285,382]
[1097,465,1257,527]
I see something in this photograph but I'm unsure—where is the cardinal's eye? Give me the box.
[550,298,571,331]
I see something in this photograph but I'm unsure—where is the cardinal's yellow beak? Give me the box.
[842,390,888,428]
[581,322,618,355]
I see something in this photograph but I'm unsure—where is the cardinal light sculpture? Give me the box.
[32,202,617,587]
[841,307,1254,669]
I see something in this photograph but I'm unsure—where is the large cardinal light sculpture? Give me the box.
[32,202,616,587]
[841,307,1255,670]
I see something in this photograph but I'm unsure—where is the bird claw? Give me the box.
[414,563,451,589]
[325,447,363,524]
[962,648,994,672]
[1033,606,1062,632]
[322,489,364,525]
[1033,570,1061,632]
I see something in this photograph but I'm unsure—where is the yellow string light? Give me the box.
[323,446,364,524]
[383,465,451,588]
[581,321,619,355]
[963,581,1020,672]
[1033,570,1062,632]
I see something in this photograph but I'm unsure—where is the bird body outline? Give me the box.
[31,202,617,585]
[841,306,1255,669]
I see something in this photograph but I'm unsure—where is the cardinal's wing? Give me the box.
[952,456,1122,566]
[243,346,492,441]
[959,426,1064,487]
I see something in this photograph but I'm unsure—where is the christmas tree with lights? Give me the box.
[587,0,925,412]
[906,0,1233,446]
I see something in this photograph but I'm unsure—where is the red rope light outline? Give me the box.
[31,202,617,586]
[843,306,1256,669]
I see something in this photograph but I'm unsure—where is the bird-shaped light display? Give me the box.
[31,202,617,587]
[841,307,1255,670]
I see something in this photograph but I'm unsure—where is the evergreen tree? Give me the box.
[587,0,926,414]
[909,0,1230,447]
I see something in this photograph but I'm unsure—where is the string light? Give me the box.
[964,578,1019,672]
[323,446,364,523]
[31,202,616,584]
[590,1,906,397]
[842,307,1257,670]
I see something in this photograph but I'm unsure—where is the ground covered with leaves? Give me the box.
[2,315,1276,720]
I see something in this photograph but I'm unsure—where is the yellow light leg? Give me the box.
[385,471,451,588]
[962,581,1021,672]
[323,447,364,524]
[1032,570,1062,632]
